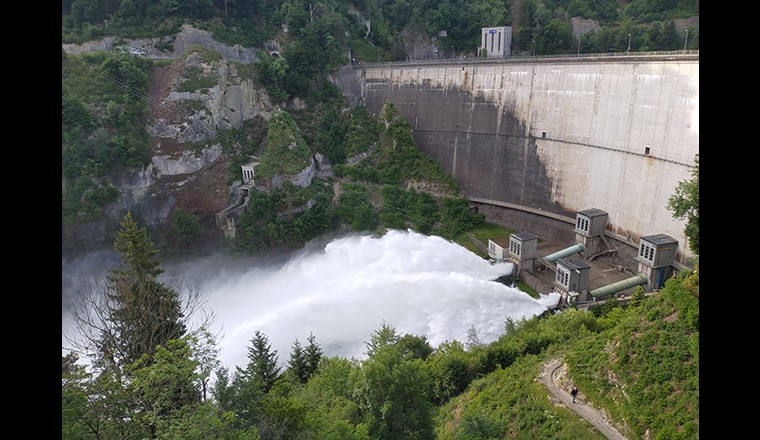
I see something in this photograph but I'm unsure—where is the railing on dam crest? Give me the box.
[357,50,698,69]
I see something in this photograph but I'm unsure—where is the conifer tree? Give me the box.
[103,212,187,370]
[242,330,281,392]
[287,338,308,384]
[365,321,399,358]
[304,332,323,380]
[66,212,209,437]
[629,286,646,308]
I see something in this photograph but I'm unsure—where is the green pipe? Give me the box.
[543,244,585,263]
[589,274,648,299]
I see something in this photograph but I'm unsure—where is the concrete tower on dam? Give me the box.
[349,53,699,265]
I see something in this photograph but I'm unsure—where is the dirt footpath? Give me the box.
[538,357,628,440]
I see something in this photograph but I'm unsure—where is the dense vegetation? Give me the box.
[61,0,699,248]
[62,50,153,224]
[63,1,699,58]
[64,213,699,438]
[63,2,699,438]
[668,154,699,257]
[228,101,483,255]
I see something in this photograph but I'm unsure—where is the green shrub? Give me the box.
[336,184,377,232]
[178,66,217,92]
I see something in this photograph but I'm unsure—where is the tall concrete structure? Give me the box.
[352,53,699,265]
[481,26,512,58]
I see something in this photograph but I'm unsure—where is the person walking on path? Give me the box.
[571,386,578,403]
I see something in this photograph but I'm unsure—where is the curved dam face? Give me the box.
[353,55,699,263]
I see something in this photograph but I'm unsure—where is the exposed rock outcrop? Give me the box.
[62,24,259,64]
[329,65,363,109]
[150,50,274,144]
[151,144,223,177]
[63,36,279,252]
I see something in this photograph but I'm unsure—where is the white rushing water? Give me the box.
[62,229,560,370]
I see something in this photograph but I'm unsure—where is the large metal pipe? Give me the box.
[588,274,648,300]
[543,244,585,263]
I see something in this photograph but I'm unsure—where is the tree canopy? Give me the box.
[64,212,218,438]
[667,154,699,257]
[105,212,187,369]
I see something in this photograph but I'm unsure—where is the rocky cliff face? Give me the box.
[63,42,278,253]
[62,24,261,64]
[148,50,275,144]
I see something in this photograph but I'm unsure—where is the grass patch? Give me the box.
[516,280,540,299]
[232,61,258,82]
[453,223,515,258]
[186,45,223,62]
[153,58,174,68]
[435,354,608,440]
[350,38,383,62]
[470,224,515,244]
[178,66,217,92]
[456,237,486,258]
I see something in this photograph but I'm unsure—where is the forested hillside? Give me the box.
[63,215,699,438]
[63,0,699,56]
[61,0,699,254]
[63,2,699,439]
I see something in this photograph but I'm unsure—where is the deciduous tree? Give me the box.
[667,155,699,256]
[358,334,434,440]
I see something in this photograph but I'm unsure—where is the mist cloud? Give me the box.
[63,229,560,371]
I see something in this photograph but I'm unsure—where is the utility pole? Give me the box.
[627,34,631,56]
[683,29,688,51]
[577,36,580,56]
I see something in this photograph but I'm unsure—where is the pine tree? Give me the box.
[243,330,281,392]
[365,321,399,358]
[466,325,481,350]
[287,338,308,384]
[112,211,164,280]
[67,212,204,437]
[304,332,323,380]
[103,212,187,370]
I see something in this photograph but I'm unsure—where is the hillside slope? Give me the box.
[433,269,699,439]
[62,44,279,253]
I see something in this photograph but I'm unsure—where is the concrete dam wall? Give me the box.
[352,54,699,263]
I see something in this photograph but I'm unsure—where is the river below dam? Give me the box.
[62,229,560,370]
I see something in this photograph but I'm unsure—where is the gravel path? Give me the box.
[538,357,628,440]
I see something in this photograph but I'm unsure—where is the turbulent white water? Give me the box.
[62,229,560,371]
